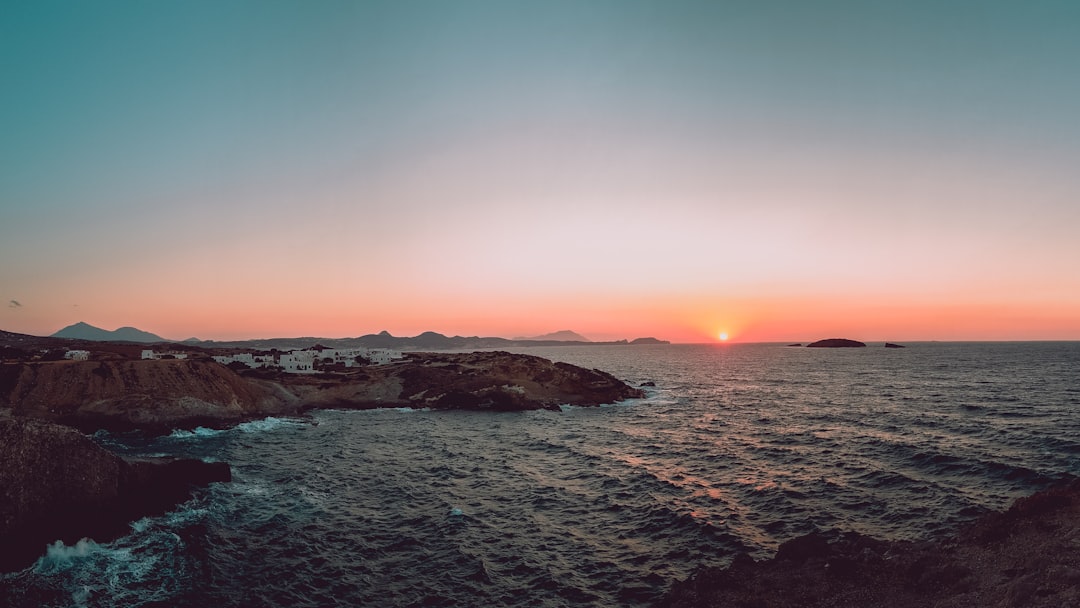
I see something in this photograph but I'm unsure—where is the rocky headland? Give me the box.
[0,418,230,572]
[1,350,644,433]
[0,343,643,572]
[660,479,1080,607]
[269,350,645,413]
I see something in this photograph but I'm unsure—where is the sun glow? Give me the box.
[718,331,729,341]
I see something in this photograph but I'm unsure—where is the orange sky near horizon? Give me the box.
[6,285,1079,344]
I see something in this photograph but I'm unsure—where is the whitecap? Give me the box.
[36,538,105,572]
[168,426,224,440]
[236,416,305,433]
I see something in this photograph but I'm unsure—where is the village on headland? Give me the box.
[150,345,403,372]
[3,339,404,374]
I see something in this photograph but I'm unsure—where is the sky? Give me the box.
[2,1,1079,343]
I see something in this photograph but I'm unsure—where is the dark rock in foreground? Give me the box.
[659,480,1080,608]
[806,338,867,348]
[0,418,230,572]
[885,342,906,348]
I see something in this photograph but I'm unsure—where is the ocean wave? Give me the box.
[166,416,307,440]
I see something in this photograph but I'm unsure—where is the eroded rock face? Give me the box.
[1,359,284,432]
[0,419,230,572]
[659,480,1080,608]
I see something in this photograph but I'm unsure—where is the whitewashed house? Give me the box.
[367,349,402,365]
[280,352,316,373]
[141,349,187,360]
[64,350,90,361]
[213,352,276,368]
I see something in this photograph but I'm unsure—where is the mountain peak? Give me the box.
[51,322,167,343]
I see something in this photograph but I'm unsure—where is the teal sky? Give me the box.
[3,1,1079,341]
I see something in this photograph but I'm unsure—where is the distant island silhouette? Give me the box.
[513,330,590,342]
[52,322,166,343]
[46,322,669,349]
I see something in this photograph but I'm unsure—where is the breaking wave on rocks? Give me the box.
[3,342,1079,607]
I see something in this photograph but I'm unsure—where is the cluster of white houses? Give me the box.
[140,350,188,360]
[204,346,402,374]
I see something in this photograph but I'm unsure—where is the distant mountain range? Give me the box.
[196,330,669,350]
[513,330,590,342]
[51,322,167,343]
[43,323,669,350]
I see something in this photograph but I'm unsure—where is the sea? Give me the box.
[2,342,1079,607]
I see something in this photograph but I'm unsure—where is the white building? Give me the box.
[213,353,276,369]
[208,346,399,373]
[142,349,187,360]
[64,350,90,361]
[367,349,403,365]
[279,352,316,373]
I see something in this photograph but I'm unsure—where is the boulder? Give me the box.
[0,418,230,572]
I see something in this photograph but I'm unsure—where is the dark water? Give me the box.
[3,342,1079,607]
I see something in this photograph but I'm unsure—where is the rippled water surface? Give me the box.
[3,342,1079,607]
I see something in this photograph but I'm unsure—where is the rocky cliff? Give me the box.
[659,480,1080,607]
[0,359,285,432]
[0,418,230,572]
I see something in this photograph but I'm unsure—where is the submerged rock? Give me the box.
[0,418,230,572]
[806,338,867,348]
[659,480,1080,608]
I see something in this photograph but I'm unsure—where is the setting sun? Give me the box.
[719,332,729,341]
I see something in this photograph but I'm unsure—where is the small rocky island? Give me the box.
[806,338,867,348]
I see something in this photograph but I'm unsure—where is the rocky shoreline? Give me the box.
[1,351,644,434]
[0,348,643,572]
[0,418,230,572]
[660,479,1080,607]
